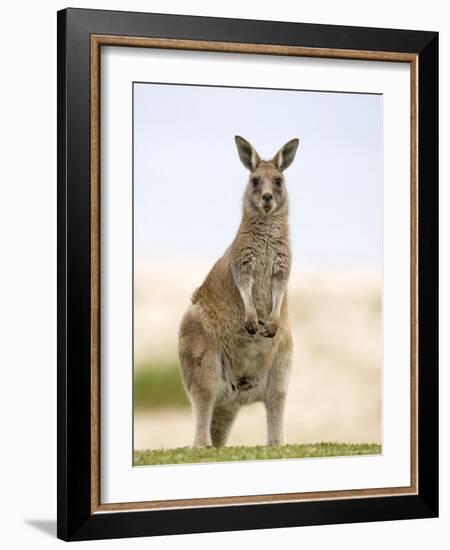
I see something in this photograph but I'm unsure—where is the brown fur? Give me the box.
[178,136,299,447]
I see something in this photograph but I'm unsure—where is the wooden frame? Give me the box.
[58,8,438,541]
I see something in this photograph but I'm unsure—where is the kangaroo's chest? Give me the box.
[251,241,278,316]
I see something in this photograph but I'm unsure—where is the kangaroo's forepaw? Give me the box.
[245,318,258,335]
[264,320,278,338]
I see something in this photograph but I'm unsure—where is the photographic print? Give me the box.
[58,9,438,539]
[133,82,382,466]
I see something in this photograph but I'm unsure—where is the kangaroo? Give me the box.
[178,136,299,447]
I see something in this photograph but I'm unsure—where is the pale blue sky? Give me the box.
[134,83,382,268]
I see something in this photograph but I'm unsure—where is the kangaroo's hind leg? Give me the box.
[183,351,223,447]
[178,308,222,447]
[210,406,238,447]
[190,384,216,447]
[264,333,293,446]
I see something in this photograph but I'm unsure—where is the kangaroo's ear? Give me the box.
[235,136,261,171]
[273,138,300,171]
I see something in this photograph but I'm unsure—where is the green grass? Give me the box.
[134,360,189,410]
[134,443,381,466]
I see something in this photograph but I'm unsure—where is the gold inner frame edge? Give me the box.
[90,34,419,514]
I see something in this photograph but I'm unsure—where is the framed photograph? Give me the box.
[57,8,438,541]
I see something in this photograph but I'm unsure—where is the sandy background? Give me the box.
[134,259,381,449]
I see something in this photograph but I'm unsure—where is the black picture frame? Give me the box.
[57,7,438,541]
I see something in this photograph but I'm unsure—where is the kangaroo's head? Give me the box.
[235,136,299,216]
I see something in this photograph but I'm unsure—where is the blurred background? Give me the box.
[133,82,382,450]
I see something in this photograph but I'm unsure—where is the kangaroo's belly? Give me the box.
[217,333,279,407]
[237,334,274,373]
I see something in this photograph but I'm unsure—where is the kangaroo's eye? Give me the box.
[274,177,282,187]
[251,177,260,187]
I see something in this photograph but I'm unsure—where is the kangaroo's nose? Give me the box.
[262,193,273,202]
